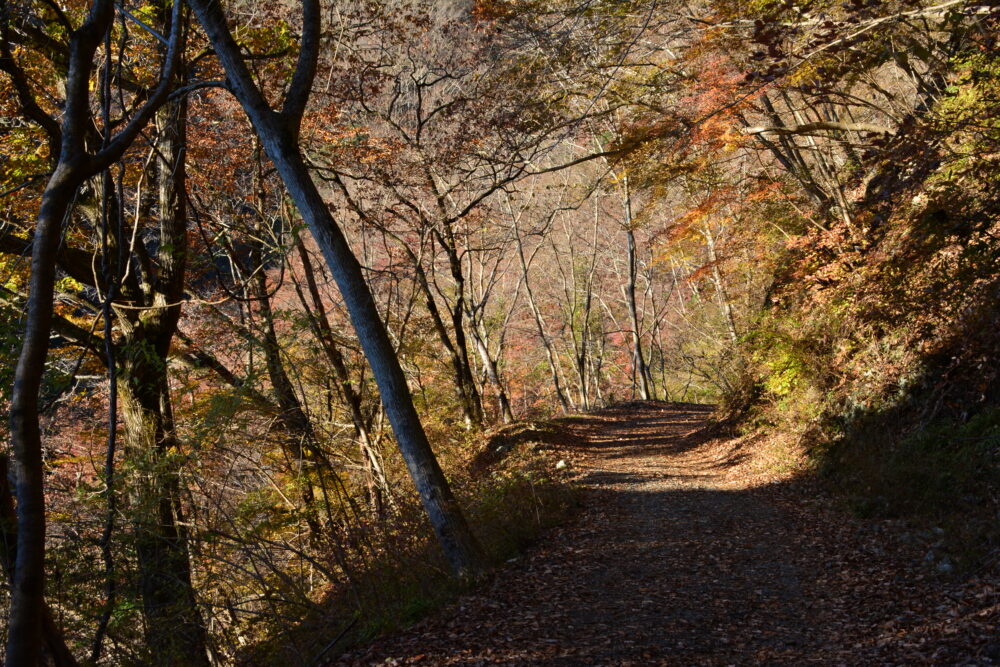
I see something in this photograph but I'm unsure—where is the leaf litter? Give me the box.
[335,402,999,665]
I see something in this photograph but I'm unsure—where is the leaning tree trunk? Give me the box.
[292,234,389,516]
[190,0,486,578]
[248,235,331,534]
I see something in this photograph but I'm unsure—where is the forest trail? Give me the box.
[338,402,997,666]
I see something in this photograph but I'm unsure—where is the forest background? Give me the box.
[0,0,998,663]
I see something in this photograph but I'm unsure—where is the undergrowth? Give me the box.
[716,54,1000,570]
[240,421,580,665]
[825,404,1000,568]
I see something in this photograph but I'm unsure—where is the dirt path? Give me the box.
[338,402,999,665]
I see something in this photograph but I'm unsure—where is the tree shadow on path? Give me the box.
[336,402,994,666]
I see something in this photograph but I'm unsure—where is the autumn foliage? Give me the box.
[0,0,998,663]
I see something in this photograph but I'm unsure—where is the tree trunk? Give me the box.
[421,167,485,427]
[409,249,484,428]
[468,319,515,423]
[112,89,209,666]
[577,213,600,409]
[622,175,651,401]
[440,244,485,427]
[512,215,572,412]
[118,363,209,666]
[704,225,738,344]
[6,169,77,666]
[0,456,77,667]
[292,236,389,516]
[332,180,484,428]
[189,0,486,578]
[4,1,181,659]
[246,223,350,535]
